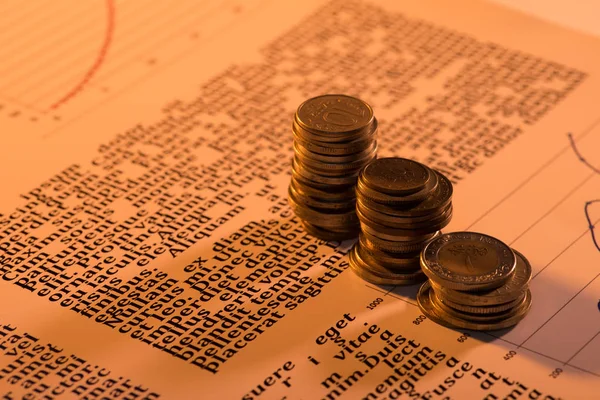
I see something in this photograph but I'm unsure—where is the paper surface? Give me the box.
[0,0,599,398]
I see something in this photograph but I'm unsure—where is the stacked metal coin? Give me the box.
[349,157,453,285]
[417,232,533,331]
[288,94,378,241]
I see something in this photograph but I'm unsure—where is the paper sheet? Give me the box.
[0,0,599,398]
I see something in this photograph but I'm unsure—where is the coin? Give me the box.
[294,140,377,164]
[357,199,453,230]
[292,167,353,192]
[356,170,438,206]
[359,240,421,271]
[362,228,438,242]
[296,147,376,174]
[417,281,531,331]
[361,158,431,195]
[301,221,358,241]
[290,176,355,201]
[431,289,529,322]
[429,249,532,306]
[421,232,517,291]
[288,190,358,228]
[292,156,359,185]
[291,95,377,239]
[360,233,421,256]
[358,206,452,239]
[348,157,455,287]
[292,120,377,155]
[349,244,426,285]
[361,230,440,253]
[436,291,526,314]
[295,94,374,136]
[288,183,355,210]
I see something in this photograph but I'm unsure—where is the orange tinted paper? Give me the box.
[0,0,599,398]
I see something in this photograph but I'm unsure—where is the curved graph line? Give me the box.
[568,132,600,174]
[49,0,116,110]
[584,200,600,252]
[568,133,600,252]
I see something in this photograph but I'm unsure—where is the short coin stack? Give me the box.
[349,157,453,285]
[288,94,377,241]
[417,232,532,331]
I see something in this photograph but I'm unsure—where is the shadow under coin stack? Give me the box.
[349,157,454,285]
[288,94,377,241]
[417,232,533,331]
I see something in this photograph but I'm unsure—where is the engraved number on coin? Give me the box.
[322,105,361,127]
[503,350,517,360]
[549,368,563,379]
[447,244,488,273]
[412,315,427,325]
[367,298,383,310]
[457,332,470,343]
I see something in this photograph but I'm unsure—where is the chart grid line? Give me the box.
[361,283,600,378]
[94,0,229,83]
[50,0,116,109]
[508,172,595,247]
[520,272,600,347]
[566,330,600,366]
[531,221,598,280]
[465,115,600,231]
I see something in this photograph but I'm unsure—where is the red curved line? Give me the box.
[49,0,115,110]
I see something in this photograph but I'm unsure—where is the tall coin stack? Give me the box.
[417,232,532,330]
[288,95,378,241]
[349,157,454,285]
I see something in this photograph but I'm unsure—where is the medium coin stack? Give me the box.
[288,94,378,241]
[417,232,533,331]
[349,157,453,285]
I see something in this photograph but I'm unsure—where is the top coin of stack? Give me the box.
[289,95,377,241]
[349,157,453,285]
[417,232,533,331]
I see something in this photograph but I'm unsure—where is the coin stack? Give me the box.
[418,232,533,331]
[349,157,454,285]
[288,94,378,241]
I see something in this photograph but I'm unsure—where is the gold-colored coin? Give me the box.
[360,157,431,196]
[357,196,450,223]
[296,151,375,175]
[357,171,452,217]
[417,282,531,331]
[357,206,452,239]
[293,117,373,143]
[291,95,378,242]
[290,176,355,201]
[420,232,516,291]
[361,230,440,254]
[357,199,453,230]
[435,290,526,314]
[288,182,355,211]
[295,94,375,138]
[292,157,359,186]
[356,173,435,206]
[429,249,532,306]
[348,243,425,285]
[301,221,358,241]
[359,238,421,271]
[431,289,529,321]
[295,154,364,177]
[291,167,352,192]
[293,140,377,164]
[288,190,358,228]
[292,125,376,155]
